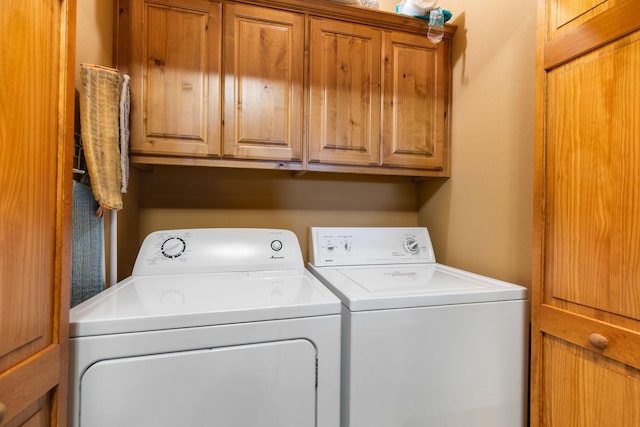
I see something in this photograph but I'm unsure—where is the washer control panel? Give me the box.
[309,227,436,267]
[403,238,420,255]
[133,228,304,276]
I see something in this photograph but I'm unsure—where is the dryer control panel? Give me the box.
[309,227,436,267]
[133,228,304,276]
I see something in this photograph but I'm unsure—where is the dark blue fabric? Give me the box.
[71,180,104,307]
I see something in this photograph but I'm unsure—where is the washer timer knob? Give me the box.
[404,238,420,255]
[161,237,186,259]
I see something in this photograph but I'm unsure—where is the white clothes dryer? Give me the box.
[68,228,341,427]
[308,227,529,427]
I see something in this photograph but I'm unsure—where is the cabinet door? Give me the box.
[531,1,640,425]
[130,0,220,156]
[308,17,381,166]
[381,30,449,172]
[223,4,303,161]
[0,0,74,425]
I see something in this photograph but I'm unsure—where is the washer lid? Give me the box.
[70,270,341,337]
[308,264,527,311]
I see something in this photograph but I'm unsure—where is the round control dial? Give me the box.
[161,237,186,259]
[404,238,420,255]
[271,240,283,251]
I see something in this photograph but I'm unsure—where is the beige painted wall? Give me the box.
[75,0,113,84]
[132,167,419,274]
[76,0,536,286]
[323,0,536,287]
[416,0,536,286]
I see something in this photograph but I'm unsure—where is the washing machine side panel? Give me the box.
[69,316,341,427]
[80,340,316,427]
[340,305,353,427]
[345,301,529,427]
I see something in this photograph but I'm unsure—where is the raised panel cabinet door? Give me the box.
[0,0,74,425]
[545,32,640,319]
[223,3,303,161]
[130,0,221,157]
[531,0,640,425]
[381,30,449,173]
[545,0,627,40]
[541,335,640,426]
[308,17,381,166]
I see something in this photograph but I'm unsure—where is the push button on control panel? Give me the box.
[271,239,283,251]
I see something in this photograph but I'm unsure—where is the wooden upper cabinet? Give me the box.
[381,30,449,173]
[308,19,451,175]
[121,0,454,176]
[130,0,221,156]
[308,17,381,167]
[223,4,304,161]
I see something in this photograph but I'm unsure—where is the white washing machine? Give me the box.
[68,228,341,427]
[308,227,529,427]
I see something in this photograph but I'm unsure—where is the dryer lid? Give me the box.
[69,270,341,337]
[308,263,527,311]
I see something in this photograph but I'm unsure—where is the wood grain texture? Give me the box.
[531,0,640,424]
[0,0,74,424]
[0,0,57,370]
[130,0,221,156]
[223,3,303,161]
[545,0,640,69]
[3,395,50,427]
[381,30,449,172]
[539,305,640,370]
[228,0,457,36]
[308,17,381,166]
[542,335,640,426]
[119,0,454,176]
[545,0,626,40]
[0,348,60,426]
[545,31,640,319]
[146,6,207,139]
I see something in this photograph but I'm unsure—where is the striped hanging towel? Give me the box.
[120,74,130,194]
[79,64,123,214]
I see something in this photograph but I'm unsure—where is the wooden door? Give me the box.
[0,0,75,425]
[223,3,304,161]
[129,0,221,157]
[531,1,640,425]
[381,30,449,174]
[308,17,381,167]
